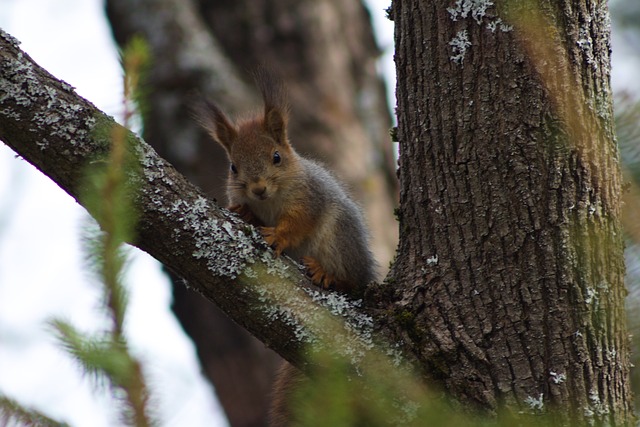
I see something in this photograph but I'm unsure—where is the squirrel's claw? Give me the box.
[229,204,262,226]
[260,226,284,256]
[302,256,335,289]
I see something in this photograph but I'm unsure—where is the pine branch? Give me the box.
[0,396,69,427]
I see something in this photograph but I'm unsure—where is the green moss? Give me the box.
[393,207,401,222]
[90,113,119,154]
[396,310,415,333]
[385,5,394,21]
[394,309,425,345]
[425,353,452,378]
[389,126,399,142]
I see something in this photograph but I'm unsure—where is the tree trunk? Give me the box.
[386,0,633,423]
[104,0,397,425]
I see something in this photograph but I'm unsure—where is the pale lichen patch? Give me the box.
[585,389,609,419]
[182,197,259,278]
[307,290,375,348]
[240,259,379,368]
[0,28,21,48]
[134,142,168,183]
[0,32,96,151]
[146,181,261,279]
[549,370,566,384]
[524,393,544,411]
[447,0,493,24]
[246,262,320,346]
[487,18,513,33]
[446,0,512,65]
[304,290,379,369]
[260,251,295,279]
[585,287,598,305]
[593,3,612,78]
[449,30,472,64]
[386,343,406,368]
[577,25,597,71]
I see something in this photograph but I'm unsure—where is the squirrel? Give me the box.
[197,70,377,426]
[197,71,376,294]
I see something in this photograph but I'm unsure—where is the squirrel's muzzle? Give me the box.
[250,184,268,199]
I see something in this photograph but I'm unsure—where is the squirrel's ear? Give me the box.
[253,67,290,146]
[264,107,288,146]
[194,100,237,152]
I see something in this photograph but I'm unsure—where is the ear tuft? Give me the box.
[253,68,290,145]
[193,99,237,152]
[264,108,288,145]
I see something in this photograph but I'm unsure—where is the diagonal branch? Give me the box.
[0,29,400,372]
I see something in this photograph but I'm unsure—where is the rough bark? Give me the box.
[386,0,633,423]
[104,1,398,424]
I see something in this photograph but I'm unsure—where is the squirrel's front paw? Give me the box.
[229,204,262,226]
[260,226,284,256]
[302,256,336,289]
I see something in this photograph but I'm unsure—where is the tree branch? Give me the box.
[0,29,392,371]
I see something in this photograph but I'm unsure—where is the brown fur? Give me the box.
[260,202,318,257]
[302,256,346,291]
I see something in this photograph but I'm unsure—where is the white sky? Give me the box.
[0,0,637,426]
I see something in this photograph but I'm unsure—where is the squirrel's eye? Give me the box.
[273,151,281,165]
[230,163,238,174]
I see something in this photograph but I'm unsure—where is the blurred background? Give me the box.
[0,0,639,426]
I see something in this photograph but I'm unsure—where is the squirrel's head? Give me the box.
[197,70,296,203]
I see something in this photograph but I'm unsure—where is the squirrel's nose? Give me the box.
[251,185,267,197]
